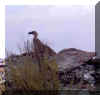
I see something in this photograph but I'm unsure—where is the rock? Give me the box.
[56,48,96,71]
[56,48,96,89]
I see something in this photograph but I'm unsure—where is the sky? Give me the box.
[6,5,95,55]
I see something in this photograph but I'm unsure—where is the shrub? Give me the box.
[5,54,59,94]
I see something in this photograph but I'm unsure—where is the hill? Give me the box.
[56,48,95,71]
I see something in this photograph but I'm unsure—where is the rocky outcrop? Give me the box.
[56,48,96,89]
[56,48,96,71]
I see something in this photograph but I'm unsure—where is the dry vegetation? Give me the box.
[4,40,59,95]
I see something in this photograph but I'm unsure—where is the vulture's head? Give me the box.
[28,31,38,38]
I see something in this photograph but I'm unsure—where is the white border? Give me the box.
[2,0,99,5]
[0,2,5,59]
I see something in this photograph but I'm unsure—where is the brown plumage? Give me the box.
[28,31,56,60]
[28,31,56,72]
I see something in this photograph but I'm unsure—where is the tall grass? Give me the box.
[5,40,59,95]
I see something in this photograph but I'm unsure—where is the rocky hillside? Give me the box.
[6,48,96,72]
[56,48,96,71]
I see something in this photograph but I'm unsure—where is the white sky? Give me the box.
[0,0,98,58]
[6,5,95,54]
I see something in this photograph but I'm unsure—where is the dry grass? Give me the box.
[5,55,59,91]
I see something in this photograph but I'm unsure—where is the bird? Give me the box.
[28,30,56,59]
[28,30,56,72]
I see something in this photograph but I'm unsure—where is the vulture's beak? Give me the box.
[28,32,34,35]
